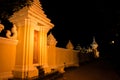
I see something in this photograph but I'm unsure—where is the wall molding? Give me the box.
[0,37,18,45]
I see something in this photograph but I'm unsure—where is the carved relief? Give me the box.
[0,24,4,33]
[6,30,11,38]
[6,24,17,39]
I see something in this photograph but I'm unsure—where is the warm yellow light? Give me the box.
[111,40,114,44]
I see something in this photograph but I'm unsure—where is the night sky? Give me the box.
[39,0,120,68]
[40,0,120,52]
[40,0,96,47]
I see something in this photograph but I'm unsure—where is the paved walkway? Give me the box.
[56,58,120,80]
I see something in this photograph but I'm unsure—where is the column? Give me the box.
[39,26,50,73]
[12,18,38,78]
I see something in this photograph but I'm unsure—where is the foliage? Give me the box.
[0,0,33,37]
[0,0,33,20]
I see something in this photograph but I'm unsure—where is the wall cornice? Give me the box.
[0,37,18,45]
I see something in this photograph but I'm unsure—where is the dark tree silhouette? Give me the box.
[0,0,33,20]
[0,0,33,37]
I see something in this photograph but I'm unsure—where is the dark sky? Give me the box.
[40,0,120,49]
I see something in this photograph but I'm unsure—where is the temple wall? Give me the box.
[0,36,79,79]
[47,46,79,72]
[0,0,80,78]
[0,37,18,79]
[56,47,79,68]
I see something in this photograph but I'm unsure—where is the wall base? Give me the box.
[0,72,13,80]
[12,65,38,79]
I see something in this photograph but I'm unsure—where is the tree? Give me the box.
[0,0,33,19]
[0,0,33,37]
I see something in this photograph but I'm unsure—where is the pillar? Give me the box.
[12,18,38,78]
[39,26,50,73]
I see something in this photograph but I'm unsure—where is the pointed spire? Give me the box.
[92,36,97,44]
[91,36,98,49]
[47,32,57,46]
[66,40,74,49]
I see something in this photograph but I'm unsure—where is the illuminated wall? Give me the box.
[0,0,79,79]
[47,47,79,73]
[0,37,18,79]
[56,48,79,68]
[47,33,79,73]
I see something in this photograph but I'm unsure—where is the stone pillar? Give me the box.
[9,0,54,77]
[39,26,50,73]
[12,18,38,78]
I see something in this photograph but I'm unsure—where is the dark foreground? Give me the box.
[56,57,120,80]
[9,56,120,80]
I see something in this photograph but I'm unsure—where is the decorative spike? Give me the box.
[66,40,74,49]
